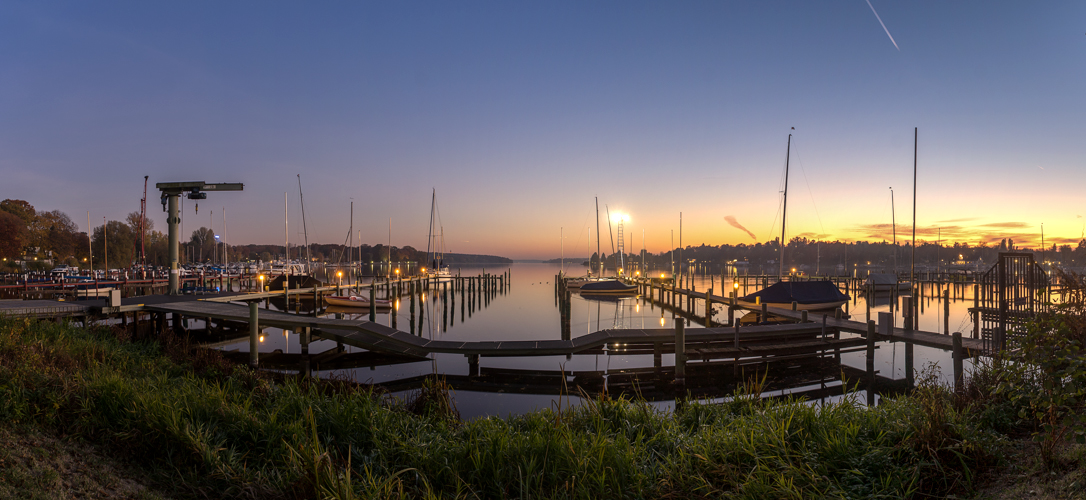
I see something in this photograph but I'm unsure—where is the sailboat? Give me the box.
[425,189,451,280]
[737,131,848,311]
[865,187,911,293]
[578,197,636,295]
[565,214,610,289]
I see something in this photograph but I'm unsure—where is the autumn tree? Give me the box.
[189,227,216,262]
[92,220,135,269]
[0,211,27,259]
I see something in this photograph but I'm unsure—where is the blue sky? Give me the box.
[2,1,1084,258]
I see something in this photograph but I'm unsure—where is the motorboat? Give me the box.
[323,294,393,309]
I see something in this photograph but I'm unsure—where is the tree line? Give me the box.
[587,235,1086,274]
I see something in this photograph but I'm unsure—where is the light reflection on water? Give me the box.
[220,263,983,418]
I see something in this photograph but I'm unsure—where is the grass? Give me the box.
[0,314,1073,499]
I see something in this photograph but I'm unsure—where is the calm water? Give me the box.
[219,263,981,418]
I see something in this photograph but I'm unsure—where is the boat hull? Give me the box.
[578,280,638,295]
[323,295,393,309]
[736,299,846,311]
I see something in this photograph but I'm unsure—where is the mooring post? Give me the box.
[369,281,377,321]
[943,288,950,334]
[760,302,768,324]
[973,283,980,339]
[791,301,798,311]
[705,287,713,327]
[674,317,686,398]
[733,320,740,378]
[300,327,310,378]
[952,331,964,393]
[468,354,479,377]
[249,301,259,368]
[728,292,735,326]
[801,310,808,323]
[903,296,912,332]
[866,320,876,406]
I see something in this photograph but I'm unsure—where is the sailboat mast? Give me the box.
[911,127,917,289]
[595,197,602,277]
[426,189,435,272]
[891,187,896,275]
[780,133,791,281]
[297,175,311,274]
[350,201,354,264]
[284,192,288,261]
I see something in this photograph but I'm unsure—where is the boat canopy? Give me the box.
[739,281,849,305]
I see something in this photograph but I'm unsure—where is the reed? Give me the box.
[0,315,1027,498]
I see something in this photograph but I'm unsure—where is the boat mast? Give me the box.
[284,192,288,262]
[605,205,615,274]
[891,187,896,276]
[297,175,311,274]
[780,133,791,281]
[595,197,602,277]
[911,127,917,290]
[426,188,435,272]
[350,200,354,265]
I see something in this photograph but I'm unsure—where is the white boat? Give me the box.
[267,262,306,275]
[324,294,393,309]
[75,287,115,297]
[424,188,452,280]
[864,273,912,293]
[565,276,611,289]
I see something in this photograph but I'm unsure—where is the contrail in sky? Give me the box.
[865,0,900,51]
[725,216,757,241]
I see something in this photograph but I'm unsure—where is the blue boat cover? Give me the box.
[739,281,849,304]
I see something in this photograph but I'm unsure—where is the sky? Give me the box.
[2,1,1084,260]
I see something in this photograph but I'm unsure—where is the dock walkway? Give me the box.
[145,299,855,359]
[629,277,986,356]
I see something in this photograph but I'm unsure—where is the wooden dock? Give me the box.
[627,277,987,356]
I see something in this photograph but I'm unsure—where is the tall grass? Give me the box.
[0,315,1014,499]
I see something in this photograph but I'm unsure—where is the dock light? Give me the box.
[791,268,796,274]
[635,271,640,276]
[734,282,739,289]
[395,268,400,275]
[660,273,665,278]
[421,267,426,273]
[259,335,265,343]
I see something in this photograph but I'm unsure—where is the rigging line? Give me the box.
[789,138,827,238]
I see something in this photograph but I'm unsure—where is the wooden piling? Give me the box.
[952,331,964,393]
[674,317,686,388]
[249,302,259,368]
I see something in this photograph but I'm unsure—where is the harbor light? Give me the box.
[395,268,400,275]
[635,271,640,277]
[734,282,739,290]
[660,273,665,278]
[610,213,630,223]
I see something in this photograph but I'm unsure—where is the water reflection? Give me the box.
[213,264,989,418]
